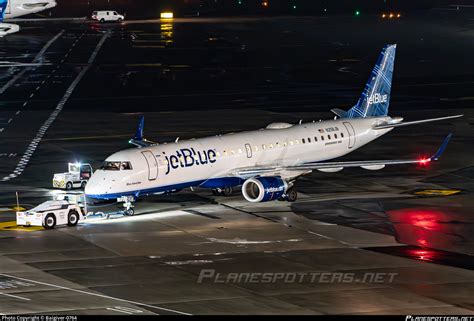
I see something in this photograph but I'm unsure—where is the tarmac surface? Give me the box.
[0,14,472,315]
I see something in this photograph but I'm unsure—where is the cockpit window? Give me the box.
[121,162,132,170]
[100,161,133,171]
[100,161,121,171]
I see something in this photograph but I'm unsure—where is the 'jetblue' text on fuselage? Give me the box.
[164,148,217,175]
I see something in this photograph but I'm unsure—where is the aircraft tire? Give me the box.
[222,186,233,196]
[286,188,298,202]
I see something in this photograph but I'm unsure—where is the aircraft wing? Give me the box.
[232,134,452,177]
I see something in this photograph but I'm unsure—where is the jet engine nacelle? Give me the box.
[242,176,288,203]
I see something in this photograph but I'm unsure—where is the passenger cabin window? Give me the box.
[327,135,331,140]
[314,136,318,142]
[302,138,306,144]
[341,133,344,138]
[308,137,311,143]
[335,133,338,139]
[321,136,324,141]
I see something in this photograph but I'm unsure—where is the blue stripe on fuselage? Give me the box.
[86,177,244,200]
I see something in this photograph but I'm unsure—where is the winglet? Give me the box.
[134,116,145,141]
[431,133,452,161]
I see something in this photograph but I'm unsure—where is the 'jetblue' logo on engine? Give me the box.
[265,187,284,193]
[164,148,217,175]
[368,93,387,105]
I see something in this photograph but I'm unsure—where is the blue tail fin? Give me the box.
[345,44,396,118]
[0,0,8,22]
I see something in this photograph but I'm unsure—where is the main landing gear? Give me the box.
[278,187,298,202]
[118,196,135,216]
[285,187,298,202]
[212,186,233,197]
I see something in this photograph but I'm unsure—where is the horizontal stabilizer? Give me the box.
[373,114,463,130]
[330,108,347,118]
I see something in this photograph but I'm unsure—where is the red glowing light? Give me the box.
[417,239,428,246]
[418,158,431,166]
[409,248,437,262]
[407,211,440,230]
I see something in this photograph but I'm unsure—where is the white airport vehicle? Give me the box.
[0,0,57,37]
[53,162,93,190]
[85,44,463,213]
[91,10,124,23]
[16,193,87,229]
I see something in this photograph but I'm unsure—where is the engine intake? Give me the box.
[242,176,288,203]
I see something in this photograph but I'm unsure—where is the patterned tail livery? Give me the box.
[0,0,7,21]
[346,44,396,118]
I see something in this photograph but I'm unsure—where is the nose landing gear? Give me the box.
[118,196,135,216]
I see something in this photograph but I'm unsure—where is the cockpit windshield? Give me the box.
[100,161,133,171]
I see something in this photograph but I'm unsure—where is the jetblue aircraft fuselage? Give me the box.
[86,117,392,200]
[85,44,462,212]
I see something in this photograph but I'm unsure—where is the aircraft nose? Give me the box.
[85,173,106,197]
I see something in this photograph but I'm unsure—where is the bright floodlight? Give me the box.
[161,12,174,19]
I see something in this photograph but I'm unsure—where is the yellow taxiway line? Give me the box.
[0,221,43,232]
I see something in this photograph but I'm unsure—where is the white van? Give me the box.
[92,11,125,23]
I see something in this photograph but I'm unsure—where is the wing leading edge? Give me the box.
[232,134,452,177]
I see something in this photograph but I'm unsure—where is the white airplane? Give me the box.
[0,0,57,37]
[85,44,462,215]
